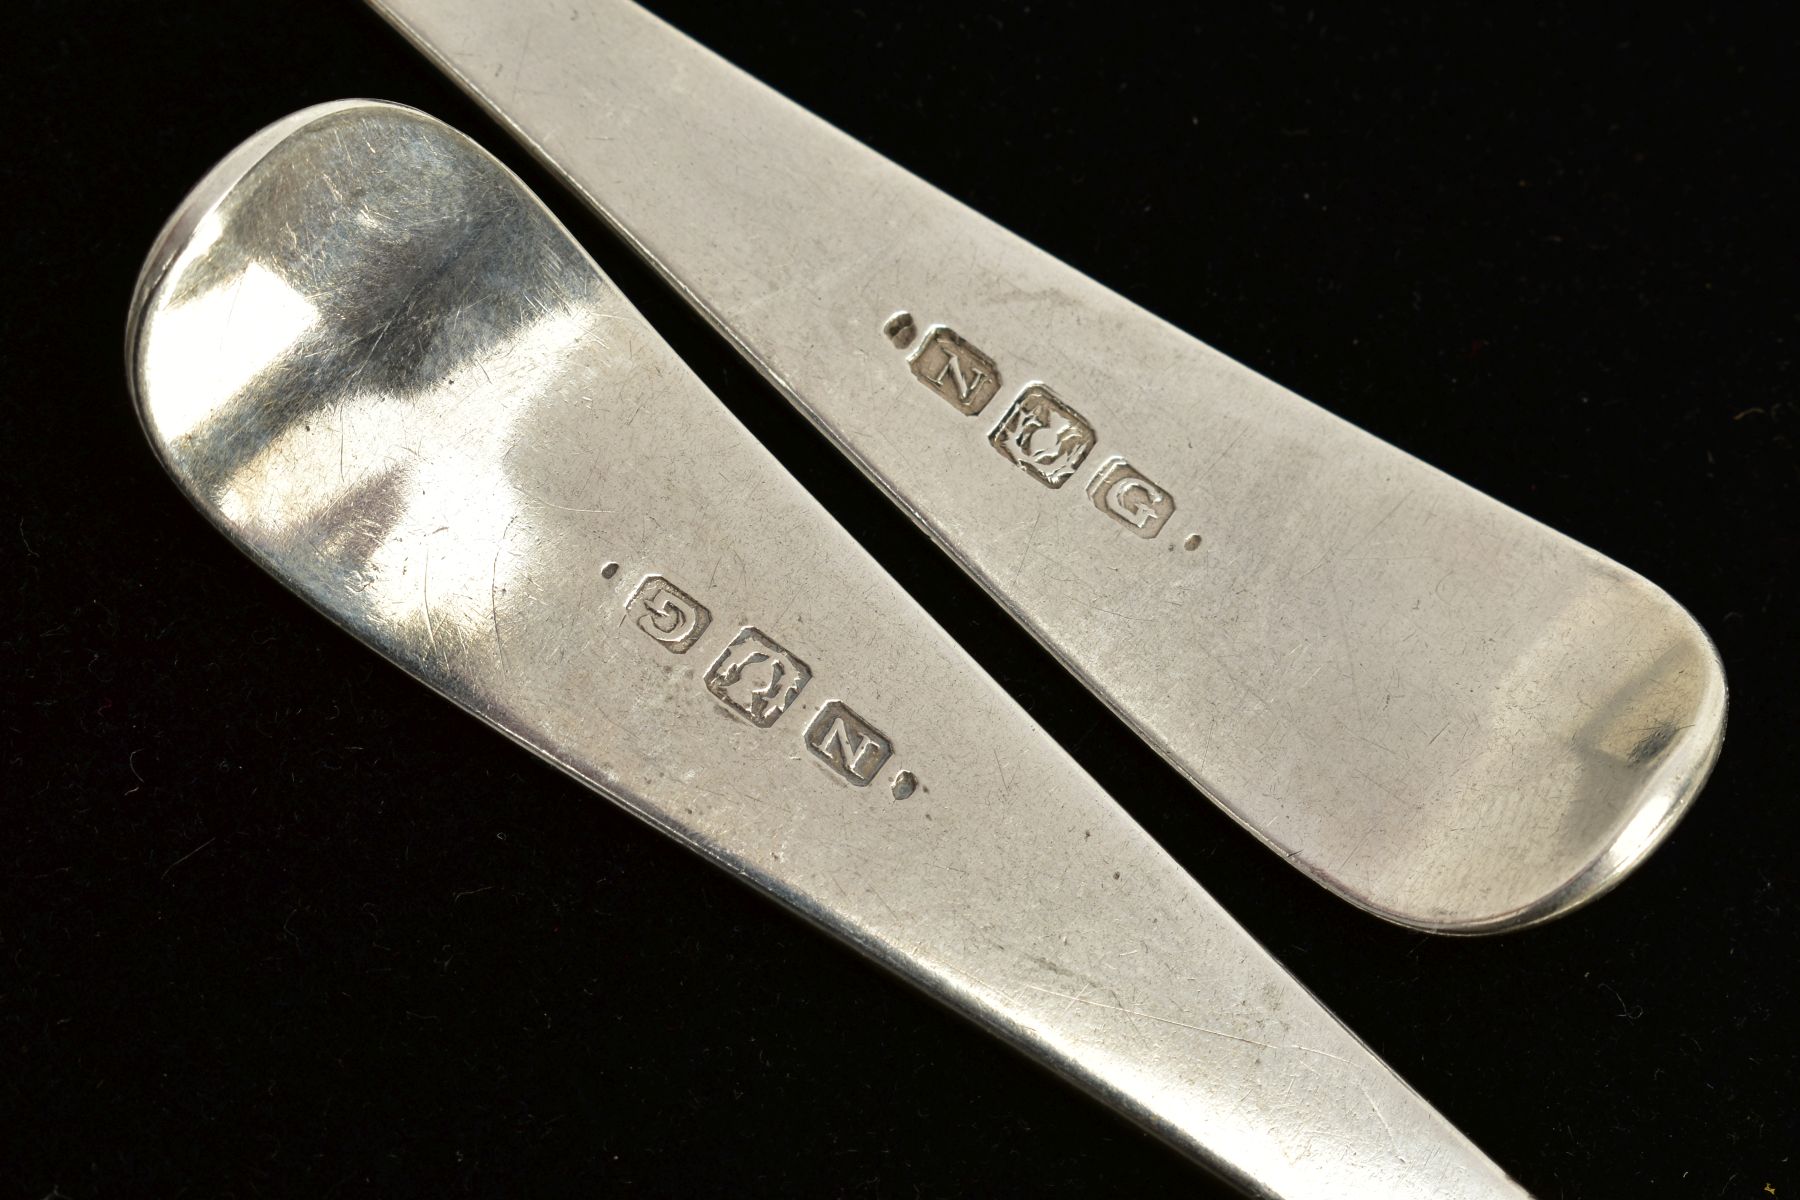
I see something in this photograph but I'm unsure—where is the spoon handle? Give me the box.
[129,101,1527,1198]
[368,0,1726,932]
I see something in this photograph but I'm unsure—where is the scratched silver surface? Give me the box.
[128,102,1527,1198]
[369,0,1729,933]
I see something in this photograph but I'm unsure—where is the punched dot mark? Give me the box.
[1183,533,1203,551]
[891,770,918,801]
[600,561,620,580]
[883,311,917,350]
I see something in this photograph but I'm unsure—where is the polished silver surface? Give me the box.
[369,0,1729,933]
[129,101,1528,1198]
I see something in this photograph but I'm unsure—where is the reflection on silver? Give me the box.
[129,102,1528,1198]
[369,0,1728,933]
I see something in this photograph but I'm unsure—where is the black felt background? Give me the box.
[4,3,1795,1196]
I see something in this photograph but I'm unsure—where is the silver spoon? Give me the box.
[129,100,1527,1198]
[370,0,1728,933]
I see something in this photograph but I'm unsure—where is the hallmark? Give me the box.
[889,309,1197,548]
[908,324,1002,416]
[804,700,893,787]
[989,384,1095,487]
[704,627,812,727]
[622,572,907,785]
[1087,457,1175,539]
[625,574,712,652]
